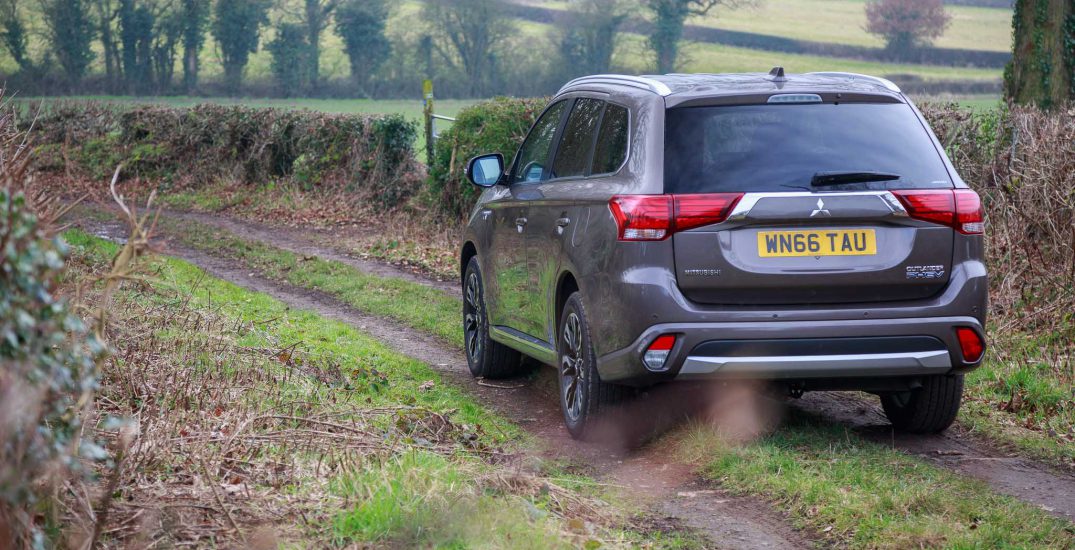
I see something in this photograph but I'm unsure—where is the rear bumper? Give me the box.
[596,316,985,386]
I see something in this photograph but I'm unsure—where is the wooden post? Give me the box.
[423,79,435,166]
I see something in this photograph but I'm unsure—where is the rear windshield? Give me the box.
[664,103,953,193]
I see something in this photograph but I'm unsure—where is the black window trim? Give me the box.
[509,98,574,186]
[537,95,632,185]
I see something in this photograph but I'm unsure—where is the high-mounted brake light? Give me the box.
[643,334,677,371]
[955,327,985,363]
[892,189,984,235]
[609,193,743,241]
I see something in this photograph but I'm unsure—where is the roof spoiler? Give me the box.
[558,75,672,96]
[807,72,901,93]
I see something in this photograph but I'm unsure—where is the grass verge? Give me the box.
[64,229,697,548]
[680,412,1075,548]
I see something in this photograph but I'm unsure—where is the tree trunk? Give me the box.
[650,1,688,74]
[1005,0,1075,107]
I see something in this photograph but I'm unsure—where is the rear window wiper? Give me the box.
[811,171,901,187]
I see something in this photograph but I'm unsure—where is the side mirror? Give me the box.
[466,153,504,187]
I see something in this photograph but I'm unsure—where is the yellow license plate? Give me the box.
[757,229,877,257]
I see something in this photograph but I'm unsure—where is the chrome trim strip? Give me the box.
[726,191,907,221]
[490,326,558,365]
[807,71,901,93]
[559,75,672,97]
[678,349,951,378]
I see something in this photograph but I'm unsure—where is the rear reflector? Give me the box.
[643,334,677,371]
[610,193,743,241]
[892,189,984,235]
[955,327,985,363]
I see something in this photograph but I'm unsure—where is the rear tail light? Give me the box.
[955,327,985,363]
[892,189,984,235]
[643,334,677,371]
[610,193,743,241]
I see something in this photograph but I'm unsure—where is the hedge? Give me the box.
[428,97,548,219]
[30,102,421,208]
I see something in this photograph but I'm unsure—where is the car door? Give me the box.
[526,97,607,343]
[485,99,570,338]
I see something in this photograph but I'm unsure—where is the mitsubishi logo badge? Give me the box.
[811,198,831,217]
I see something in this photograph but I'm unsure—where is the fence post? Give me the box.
[423,79,434,166]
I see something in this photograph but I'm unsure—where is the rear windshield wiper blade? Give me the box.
[811,171,901,187]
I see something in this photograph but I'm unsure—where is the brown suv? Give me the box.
[460,70,987,439]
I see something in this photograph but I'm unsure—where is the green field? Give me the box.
[1,0,1007,89]
[519,0,1013,53]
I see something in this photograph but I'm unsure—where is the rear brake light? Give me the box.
[955,327,985,363]
[892,189,983,235]
[643,334,677,371]
[610,193,743,241]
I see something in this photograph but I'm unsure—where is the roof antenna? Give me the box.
[768,66,787,82]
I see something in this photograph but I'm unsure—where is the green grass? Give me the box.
[959,330,1075,467]
[517,0,1012,53]
[65,228,702,548]
[157,217,464,348]
[64,228,509,441]
[680,413,1075,548]
[134,209,1075,545]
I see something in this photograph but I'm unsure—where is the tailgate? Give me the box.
[673,192,952,305]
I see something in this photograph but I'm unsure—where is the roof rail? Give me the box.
[806,72,901,93]
[558,74,673,96]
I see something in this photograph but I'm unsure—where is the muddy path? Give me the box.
[80,206,1075,524]
[156,208,461,296]
[78,214,815,549]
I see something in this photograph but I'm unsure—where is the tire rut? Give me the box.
[78,214,815,549]
[84,207,1075,523]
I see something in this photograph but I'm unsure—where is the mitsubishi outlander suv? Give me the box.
[459,69,987,439]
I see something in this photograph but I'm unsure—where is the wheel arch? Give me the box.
[460,241,478,283]
[554,270,580,334]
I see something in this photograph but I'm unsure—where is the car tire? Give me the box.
[880,374,964,434]
[558,292,631,440]
[463,257,524,379]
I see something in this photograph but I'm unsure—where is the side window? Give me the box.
[591,103,629,175]
[550,98,604,180]
[511,100,569,184]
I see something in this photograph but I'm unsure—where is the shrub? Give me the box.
[31,102,421,207]
[0,189,102,545]
[427,96,548,219]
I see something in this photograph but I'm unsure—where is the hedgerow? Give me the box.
[427,97,547,219]
[30,102,421,208]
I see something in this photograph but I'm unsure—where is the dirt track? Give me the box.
[81,213,815,549]
[78,207,1075,543]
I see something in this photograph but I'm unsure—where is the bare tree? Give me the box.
[646,0,750,73]
[865,0,951,57]
[557,0,631,78]
[423,0,515,97]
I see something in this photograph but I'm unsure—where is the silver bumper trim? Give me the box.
[678,349,951,379]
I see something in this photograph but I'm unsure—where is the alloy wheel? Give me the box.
[560,312,585,422]
[463,272,483,362]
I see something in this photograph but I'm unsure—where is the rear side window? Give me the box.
[591,103,629,175]
[511,100,569,184]
[663,103,952,193]
[552,98,604,179]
